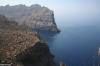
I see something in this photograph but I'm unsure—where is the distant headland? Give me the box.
[0,4,60,32]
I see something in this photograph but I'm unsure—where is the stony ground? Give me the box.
[0,15,55,66]
[0,30,39,63]
[0,15,38,65]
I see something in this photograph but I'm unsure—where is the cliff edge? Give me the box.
[0,4,60,32]
[0,15,55,66]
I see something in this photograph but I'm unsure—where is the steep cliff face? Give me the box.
[0,15,55,66]
[0,4,60,32]
[17,42,55,66]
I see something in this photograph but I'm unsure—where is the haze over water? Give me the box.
[38,1,100,66]
[52,14,100,66]
[0,0,100,66]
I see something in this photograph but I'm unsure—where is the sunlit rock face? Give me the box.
[0,4,60,32]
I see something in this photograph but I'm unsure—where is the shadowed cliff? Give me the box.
[0,15,55,66]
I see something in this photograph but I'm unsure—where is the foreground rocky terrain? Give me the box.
[0,4,60,32]
[0,15,55,66]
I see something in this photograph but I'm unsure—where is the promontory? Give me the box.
[0,15,55,66]
[0,4,60,32]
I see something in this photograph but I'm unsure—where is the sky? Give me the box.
[0,0,100,14]
[0,0,100,15]
[0,0,100,26]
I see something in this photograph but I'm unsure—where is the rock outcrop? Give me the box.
[0,4,60,32]
[0,15,55,66]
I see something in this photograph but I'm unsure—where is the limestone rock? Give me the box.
[0,4,60,32]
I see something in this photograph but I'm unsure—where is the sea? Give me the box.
[38,13,100,66]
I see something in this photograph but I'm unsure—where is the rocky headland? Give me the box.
[0,15,55,66]
[0,4,60,32]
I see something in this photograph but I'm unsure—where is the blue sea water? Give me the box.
[38,14,100,66]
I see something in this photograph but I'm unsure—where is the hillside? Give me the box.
[0,4,60,32]
[0,15,55,66]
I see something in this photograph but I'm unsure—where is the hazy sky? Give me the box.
[0,0,100,14]
[0,1,99,33]
[0,0,100,26]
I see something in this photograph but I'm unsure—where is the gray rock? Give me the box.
[0,4,60,32]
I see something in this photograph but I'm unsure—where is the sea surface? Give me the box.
[38,14,100,66]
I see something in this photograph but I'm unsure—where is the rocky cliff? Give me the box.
[0,4,60,32]
[0,15,55,66]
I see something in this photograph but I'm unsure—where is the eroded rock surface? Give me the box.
[0,15,55,66]
[0,4,60,32]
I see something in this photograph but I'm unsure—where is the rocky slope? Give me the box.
[0,15,28,31]
[0,15,55,66]
[0,4,60,32]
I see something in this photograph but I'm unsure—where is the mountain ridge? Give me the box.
[0,4,60,32]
